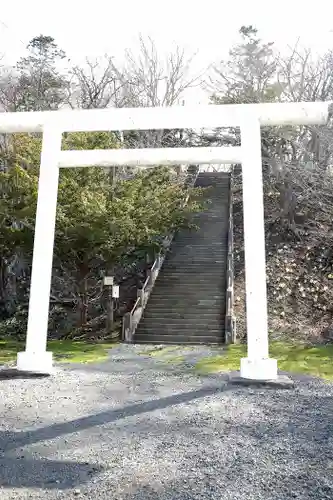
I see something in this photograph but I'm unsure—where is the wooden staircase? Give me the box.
[134,172,230,345]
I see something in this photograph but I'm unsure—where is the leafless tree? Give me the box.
[0,67,21,111]
[68,56,127,110]
[109,35,202,148]
[277,40,333,102]
[113,35,200,107]
[276,41,333,169]
[66,36,201,150]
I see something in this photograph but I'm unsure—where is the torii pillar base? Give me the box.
[229,357,294,388]
[16,351,54,375]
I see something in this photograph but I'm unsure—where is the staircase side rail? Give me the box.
[225,164,237,343]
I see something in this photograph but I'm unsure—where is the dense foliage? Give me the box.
[0,35,202,338]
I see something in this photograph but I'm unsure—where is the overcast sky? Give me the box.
[1,0,333,103]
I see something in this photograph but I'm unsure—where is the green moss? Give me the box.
[0,339,21,365]
[0,339,116,365]
[3,337,333,380]
[195,342,333,380]
[195,345,246,374]
[271,341,333,380]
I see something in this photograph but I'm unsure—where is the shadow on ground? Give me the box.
[0,383,230,455]
[0,456,102,490]
[0,369,49,380]
[107,389,333,499]
[1,366,332,498]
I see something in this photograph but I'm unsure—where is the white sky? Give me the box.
[1,0,333,103]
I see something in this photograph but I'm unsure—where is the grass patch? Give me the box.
[0,339,21,365]
[195,341,333,380]
[0,339,116,366]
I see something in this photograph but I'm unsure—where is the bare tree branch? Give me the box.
[108,35,201,147]
[68,56,127,109]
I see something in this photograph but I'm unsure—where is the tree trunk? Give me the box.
[77,263,89,327]
[0,257,7,316]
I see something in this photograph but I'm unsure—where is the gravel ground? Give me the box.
[0,344,333,500]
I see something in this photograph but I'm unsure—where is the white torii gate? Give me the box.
[0,102,330,379]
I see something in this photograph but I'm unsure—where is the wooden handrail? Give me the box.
[225,165,236,343]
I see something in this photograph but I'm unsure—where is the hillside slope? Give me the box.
[233,165,333,344]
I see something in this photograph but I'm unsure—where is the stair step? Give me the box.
[152,285,225,291]
[162,265,226,271]
[144,309,225,315]
[149,294,225,300]
[167,250,227,254]
[156,271,226,278]
[150,290,225,294]
[152,281,225,286]
[156,269,226,275]
[165,255,227,259]
[165,255,226,260]
[143,307,226,315]
[138,317,224,333]
[151,282,226,289]
[150,292,225,298]
[146,300,225,309]
[196,188,229,192]
[167,247,227,252]
[141,312,224,321]
[134,334,223,344]
[168,247,227,252]
[195,185,229,188]
[155,277,226,283]
[196,191,229,194]
[150,287,223,300]
[191,212,228,216]
[160,273,226,278]
[167,243,227,246]
[181,227,227,231]
[190,218,228,222]
[147,296,226,300]
[169,239,227,243]
[169,245,227,250]
[162,264,226,269]
[163,260,227,265]
[136,326,223,335]
[162,262,226,267]
[170,240,227,244]
[160,265,226,270]
[148,292,225,299]
[160,269,226,275]
[154,278,225,285]
[139,315,223,324]
[166,247,227,252]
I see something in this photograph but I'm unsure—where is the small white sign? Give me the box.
[103,276,114,286]
[112,285,119,298]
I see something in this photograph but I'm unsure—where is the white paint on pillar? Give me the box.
[16,125,62,374]
[239,117,278,380]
